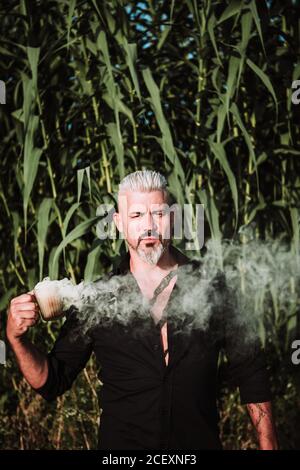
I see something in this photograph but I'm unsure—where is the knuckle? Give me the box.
[10,308,17,318]
[12,308,20,318]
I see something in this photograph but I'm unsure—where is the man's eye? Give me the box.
[153,211,166,217]
[131,213,141,218]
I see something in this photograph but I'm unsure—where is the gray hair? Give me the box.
[118,170,171,202]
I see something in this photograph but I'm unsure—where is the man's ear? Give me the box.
[113,211,123,233]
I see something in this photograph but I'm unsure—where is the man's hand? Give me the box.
[246,401,279,450]
[7,291,40,344]
[6,290,48,390]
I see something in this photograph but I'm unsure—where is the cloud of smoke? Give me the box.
[35,238,300,349]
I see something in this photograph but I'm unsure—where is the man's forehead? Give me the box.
[117,190,168,209]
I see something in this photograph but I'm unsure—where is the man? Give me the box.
[6,170,278,450]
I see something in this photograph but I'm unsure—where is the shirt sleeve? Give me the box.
[212,271,272,405]
[33,307,93,402]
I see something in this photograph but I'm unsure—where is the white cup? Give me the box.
[34,279,65,321]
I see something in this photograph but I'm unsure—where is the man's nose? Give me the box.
[144,211,157,233]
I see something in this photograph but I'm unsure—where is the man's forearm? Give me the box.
[246,401,278,450]
[8,336,48,389]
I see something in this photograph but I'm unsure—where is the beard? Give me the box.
[137,242,166,265]
[128,238,170,265]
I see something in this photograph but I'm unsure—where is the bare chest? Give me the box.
[138,275,177,366]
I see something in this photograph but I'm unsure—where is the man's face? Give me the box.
[114,190,173,265]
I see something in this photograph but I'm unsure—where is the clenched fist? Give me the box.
[7,291,40,343]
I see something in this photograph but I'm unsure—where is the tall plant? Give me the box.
[0,0,299,450]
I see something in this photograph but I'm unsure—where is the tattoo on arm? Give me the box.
[246,402,278,450]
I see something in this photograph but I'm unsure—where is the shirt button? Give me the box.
[153,344,160,351]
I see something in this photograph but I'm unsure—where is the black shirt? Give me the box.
[34,246,272,450]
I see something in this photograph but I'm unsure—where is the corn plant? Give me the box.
[0,0,299,450]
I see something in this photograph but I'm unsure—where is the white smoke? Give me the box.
[35,238,300,347]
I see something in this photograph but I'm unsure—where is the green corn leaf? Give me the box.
[218,0,242,24]
[107,122,125,180]
[248,0,266,55]
[97,31,114,83]
[199,188,222,241]
[123,40,141,100]
[48,245,59,281]
[11,211,20,263]
[241,11,253,53]
[142,68,184,182]
[225,57,239,117]
[157,25,172,51]
[77,169,85,203]
[245,200,266,226]
[0,288,16,311]
[246,58,278,114]
[21,73,34,129]
[199,188,223,269]
[230,103,258,179]
[50,215,102,279]
[290,207,299,257]
[209,139,238,226]
[208,13,221,64]
[84,241,102,282]
[85,166,91,200]
[67,0,76,45]
[23,116,43,234]
[11,108,24,123]
[217,103,226,143]
[62,202,81,238]
[37,198,53,280]
[27,46,40,91]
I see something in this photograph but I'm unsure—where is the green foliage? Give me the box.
[0,0,299,450]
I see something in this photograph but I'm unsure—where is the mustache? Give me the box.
[138,231,162,244]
